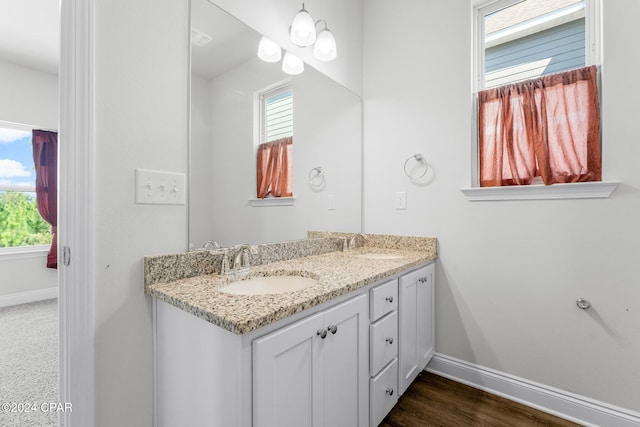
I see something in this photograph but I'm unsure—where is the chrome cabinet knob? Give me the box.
[385,296,393,303]
[385,337,394,344]
[328,324,338,334]
[386,388,394,396]
[317,329,327,339]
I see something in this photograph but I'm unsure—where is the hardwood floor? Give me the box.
[380,372,582,427]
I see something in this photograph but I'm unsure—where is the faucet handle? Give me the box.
[241,250,250,268]
[221,253,230,274]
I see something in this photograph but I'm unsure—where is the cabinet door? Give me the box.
[322,294,368,427]
[253,312,324,427]
[398,263,435,395]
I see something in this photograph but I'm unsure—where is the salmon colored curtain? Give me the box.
[478,65,601,187]
[256,137,293,198]
[32,129,58,269]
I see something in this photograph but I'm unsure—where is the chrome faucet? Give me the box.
[348,233,367,250]
[202,240,222,250]
[220,244,254,275]
[233,244,252,272]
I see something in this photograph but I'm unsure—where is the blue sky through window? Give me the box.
[0,127,35,187]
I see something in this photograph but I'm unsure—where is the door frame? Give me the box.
[59,0,96,425]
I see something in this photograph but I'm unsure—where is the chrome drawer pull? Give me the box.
[328,324,338,334]
[385,296,393,303]
[385,337,394,344]
[317,329,327,339]
[386,388,394,396]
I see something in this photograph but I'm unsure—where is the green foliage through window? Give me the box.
[0,191,52,248]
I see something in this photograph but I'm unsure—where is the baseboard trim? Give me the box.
[0,287,58,308]
[427,353,640,427]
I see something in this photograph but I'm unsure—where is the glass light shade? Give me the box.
[257,36,282,63]
[290,5,316,47]
[282,52,304,75]
[313,28,337,61]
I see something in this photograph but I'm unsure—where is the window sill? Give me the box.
[249,197,296,207]
[0,245,50,261]
[460,181,619,201]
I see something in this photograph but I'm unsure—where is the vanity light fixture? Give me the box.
[290,3,316,47]
[282,52,304,75]
[257,36,282,63]
[313,19,337,61]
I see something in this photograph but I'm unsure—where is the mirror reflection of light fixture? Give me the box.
[313,20,337,61]
[257,36,282,63]
[282,52,304,75]
[290,3,316,47]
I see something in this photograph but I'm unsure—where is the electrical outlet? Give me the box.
[395,191,407,210]
[135,169,186,205]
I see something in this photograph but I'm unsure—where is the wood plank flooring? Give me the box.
[380,372,582,427]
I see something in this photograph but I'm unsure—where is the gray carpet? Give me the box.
[0,299,58,427]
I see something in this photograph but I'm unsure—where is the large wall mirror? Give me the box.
[189,0,362,249]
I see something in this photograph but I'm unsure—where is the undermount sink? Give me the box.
[354,253,404,260]
[219,275,317,295]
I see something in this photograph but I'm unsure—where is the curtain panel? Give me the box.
[256,137,293,199]
[478,65,601,187]
[32,129,58,269]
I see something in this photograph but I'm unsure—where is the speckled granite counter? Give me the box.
[144,233,437,335]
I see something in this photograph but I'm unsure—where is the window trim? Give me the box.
[465,0,614,200]
[251,78,295,206]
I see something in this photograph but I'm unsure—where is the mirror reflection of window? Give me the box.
[256,83,293,198]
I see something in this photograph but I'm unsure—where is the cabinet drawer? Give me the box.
[370,358,398,427]
[370,279,398,321]
[370,311,398,376]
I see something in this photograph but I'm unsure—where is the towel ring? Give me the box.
[404,154,428,180]
[309,166,325,188]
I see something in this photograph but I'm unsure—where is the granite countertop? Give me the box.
[145,242,436,335]
[144,232,437,335]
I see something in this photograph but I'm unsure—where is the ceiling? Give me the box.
[0,0,60,75]
[191,0,259,80]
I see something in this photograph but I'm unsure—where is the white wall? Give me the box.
[190,57,362,247]
[363,0,640,414]
[212,0,363,96]
[0,253,56,300]
[0,59,58,129]
[0,59,58,299]
[92,0,189,425]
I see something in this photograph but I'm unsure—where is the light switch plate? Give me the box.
[395,191,407,210]
[328,194,336,210]
[135,169,186,205]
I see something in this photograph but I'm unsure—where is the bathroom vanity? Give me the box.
[145,234,437,427]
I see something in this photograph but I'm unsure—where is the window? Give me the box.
[465,0,615,199]
[475,0,598,91]
[263,86,293,142]
[255,83,294,200]
[0,123,52,250]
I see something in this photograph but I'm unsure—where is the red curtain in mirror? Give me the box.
[256,137,293,198]
[32,129,58,269]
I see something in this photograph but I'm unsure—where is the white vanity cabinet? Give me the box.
[152,260,435,427]
[398,263,435,395]
[253,294,369,427]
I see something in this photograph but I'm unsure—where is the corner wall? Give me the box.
[363,0,640,414]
